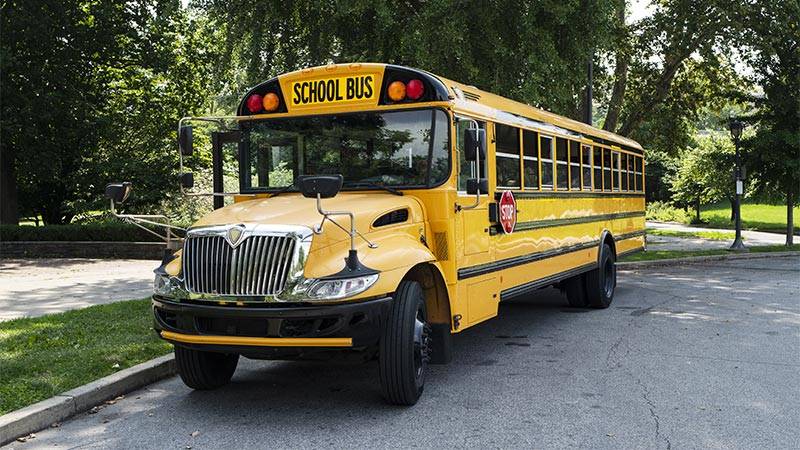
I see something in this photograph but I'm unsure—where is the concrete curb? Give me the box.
[617,251,799,269]
[0,354,175,445]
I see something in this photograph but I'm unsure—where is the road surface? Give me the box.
[0,259,156,321]
[5,256,799,449]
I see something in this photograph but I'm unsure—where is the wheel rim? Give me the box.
[603,255,616,298]
[412,307,431,385]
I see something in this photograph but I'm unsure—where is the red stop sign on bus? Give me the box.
[498,190,517,234]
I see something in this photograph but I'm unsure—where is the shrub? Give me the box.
[0,223,166,242]
[646,201,691,224]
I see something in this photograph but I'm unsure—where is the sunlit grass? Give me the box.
[620,244,800,262]
[647,228,737,240]
[0,299,171,414]
[700,201,800,234]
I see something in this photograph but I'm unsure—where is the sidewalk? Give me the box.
[0,259,156,321]
[646,221,788,251]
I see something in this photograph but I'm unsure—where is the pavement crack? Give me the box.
[633,375,671,450]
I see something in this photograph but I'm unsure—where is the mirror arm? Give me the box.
[109,199,185,249]
[313,194,378,250]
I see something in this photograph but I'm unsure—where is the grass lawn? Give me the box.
[619,244,800,262]
[647,228,737,240]
[700,201,800,234]
[0,299,171,415]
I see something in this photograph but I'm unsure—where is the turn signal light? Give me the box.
[246,94,263,113]
[262,92,280,112]
[387,81,406,101]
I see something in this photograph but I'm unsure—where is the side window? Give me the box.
[603,148,612,191]
[582,145,593,190]
[612,151,620,191]
[540,135,554,189]
[523,129,539,190]
[495,123,521,189]
[456,117,486,192]
[622,153,630,191]
[634,156,643,192]
[569,140,581,190]
[556,137,569,190]
[593,146,602,191]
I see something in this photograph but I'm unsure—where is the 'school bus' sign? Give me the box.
[290,74,376,107]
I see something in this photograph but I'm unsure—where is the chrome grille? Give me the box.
[183,235,296,296]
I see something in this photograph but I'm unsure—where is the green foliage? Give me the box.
[0,223,165,242]
[646,201,691,223]
[0,298,171,414]
[670,134,735,215]
[1,0,219,224]
[194,0,618,118]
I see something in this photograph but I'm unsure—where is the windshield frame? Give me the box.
[236,106,452,194]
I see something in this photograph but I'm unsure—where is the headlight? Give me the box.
[153,273,179,297]
[302,274,379,300]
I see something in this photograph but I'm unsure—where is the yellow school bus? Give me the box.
[114,63,645,405]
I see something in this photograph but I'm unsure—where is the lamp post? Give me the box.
[729,119,747,251]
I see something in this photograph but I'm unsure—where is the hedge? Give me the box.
[0,223,169,242]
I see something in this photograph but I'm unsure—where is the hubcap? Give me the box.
[412,308,431,383]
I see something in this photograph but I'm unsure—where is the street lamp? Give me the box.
[728,119,746,251]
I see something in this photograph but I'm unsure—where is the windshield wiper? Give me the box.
[342,181,403,196]
[266,183,296,198]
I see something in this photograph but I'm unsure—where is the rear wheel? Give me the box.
[585,243,616,308]
[564,274,589,307]
[175,346,239,390]
[379,280,431,406]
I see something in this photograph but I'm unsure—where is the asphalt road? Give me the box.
[0,259,155,321]
[6,256,800,449]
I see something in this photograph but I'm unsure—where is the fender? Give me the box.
[597,229,617,264]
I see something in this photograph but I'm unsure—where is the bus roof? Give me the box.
[241,63,643,153]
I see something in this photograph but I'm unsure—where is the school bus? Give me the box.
[108,63,645,405]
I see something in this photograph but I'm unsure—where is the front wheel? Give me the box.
[379,280,431,406]
[175,346,239,390]
[585,243,616,309]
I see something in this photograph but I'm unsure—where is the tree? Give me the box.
[670,134,735,221]
[1,1,217,224]
[738,0,799,245]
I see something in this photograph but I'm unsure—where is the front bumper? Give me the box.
[152,295,392,357]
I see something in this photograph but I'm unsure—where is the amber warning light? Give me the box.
[246,92,281,114]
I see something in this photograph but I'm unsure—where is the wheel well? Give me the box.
[402,263,451,325]
[601,230,617,258]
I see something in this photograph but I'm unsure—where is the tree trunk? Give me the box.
[787,190,795,246]
[603,0,628,132]
[0,145,19,225]
[695,197,701,223]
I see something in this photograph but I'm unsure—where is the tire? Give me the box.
[564,274,589,307]
[175,346,239,390]
[379,280,431,406]
[585,243,616,309]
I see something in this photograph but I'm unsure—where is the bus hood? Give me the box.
[190,192,425,251]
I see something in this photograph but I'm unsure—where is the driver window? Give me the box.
[456,117,486,192]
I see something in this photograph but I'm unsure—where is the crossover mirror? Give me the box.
[463,128,485,162]
[179,125,193,156]
[466,178,488,195]
[180,172,194,189]
[298,175,343,199]
[105,182,133,204]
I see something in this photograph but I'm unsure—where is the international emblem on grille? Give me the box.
[226,225,245,247]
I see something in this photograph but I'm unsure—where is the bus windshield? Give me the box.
[240,108,450,191]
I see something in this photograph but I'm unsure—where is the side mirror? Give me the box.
[180,172,194,189]
[466,178,488,195]
[179,125,193,156]
[105,182,133,204]
[298,175,343,199]
[463,128,485,162]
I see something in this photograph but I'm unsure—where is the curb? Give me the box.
[617,251,799,269]
[0,354,175,445]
